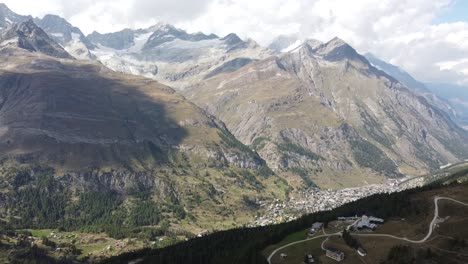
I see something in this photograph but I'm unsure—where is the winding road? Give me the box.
[266,196,468,264]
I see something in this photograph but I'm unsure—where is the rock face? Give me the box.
[34,15,96,59]
[0,20,74,59]
[364,53,429,94]
[0,25,286,231]
[181,38,468,189]
[365,53,465,129]
[0,3,31,28]
[88,28,140,50]
[425,82,468,130]
[0,6,94,60]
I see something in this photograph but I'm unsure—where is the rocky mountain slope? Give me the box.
[425,82,468,130]
[0,3,467,191]
[0,3,31,28]
[34,14,96,60]
[0,4,94,59]
[181,38,468,189]
[364,53,429,94]
[0,20,287,234]
[365,53,463,129]
[0,19,73,59]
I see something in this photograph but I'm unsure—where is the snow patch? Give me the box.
[64,33,93,60]
[51,32,64,38]
[71,33,80,41]
[281,39,303,53]
[1,37,18,46]
[128,32,152,52]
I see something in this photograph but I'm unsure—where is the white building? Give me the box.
[356,215,383,230]
[326,248,345,262]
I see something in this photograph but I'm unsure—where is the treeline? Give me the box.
[5,161,278,241]
[7,168,174,239]
[342,229,360,249]
[102,181,450,264]
[349,139,398,176]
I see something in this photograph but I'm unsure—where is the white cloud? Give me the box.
[2,0,468,85]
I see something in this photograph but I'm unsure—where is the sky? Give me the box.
[2,0,468,86]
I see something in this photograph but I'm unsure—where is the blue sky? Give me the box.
[434,0,468,24]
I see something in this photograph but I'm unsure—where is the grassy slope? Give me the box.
[264,182,468,264]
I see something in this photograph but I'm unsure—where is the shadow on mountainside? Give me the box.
[0,61,188,171]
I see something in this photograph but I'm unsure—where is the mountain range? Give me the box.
[0,15,286,237]
[0,2,467,247]
[182,37,468,188]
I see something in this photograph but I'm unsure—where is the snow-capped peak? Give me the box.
[148,22,177,33]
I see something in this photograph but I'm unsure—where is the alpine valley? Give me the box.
[0,3,467,264]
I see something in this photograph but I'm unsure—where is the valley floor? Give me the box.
[252,176,423,227]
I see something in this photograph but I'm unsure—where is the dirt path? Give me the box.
[266,196,468,264]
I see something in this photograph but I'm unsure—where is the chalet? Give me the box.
[308,222,323,236]
[312,222,323,230]
[326,248,345,262]
[304,254,315,263]
[280,253,288,259]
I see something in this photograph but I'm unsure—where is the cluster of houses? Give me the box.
[313,216,381,262]
[280,216,383,263]
[250,177,421,228]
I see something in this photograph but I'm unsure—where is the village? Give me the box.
[251,176,423,227]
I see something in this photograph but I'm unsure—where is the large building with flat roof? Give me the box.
[356,215,384,230]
